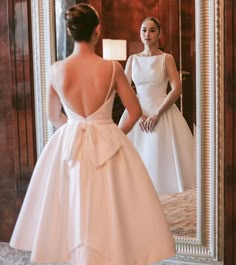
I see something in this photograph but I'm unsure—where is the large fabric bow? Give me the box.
[63,119,121,168]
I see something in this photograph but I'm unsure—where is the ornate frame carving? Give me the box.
[30,0,224,264]
[31,0,55,155]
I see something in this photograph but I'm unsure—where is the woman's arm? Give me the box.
[114,61,142,134]
[145,54,182,132]
[46,65,67,129]
[119,55,147,132]
[156,54,182,116]
[124,55,133,84]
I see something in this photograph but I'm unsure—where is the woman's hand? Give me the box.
[143,113,160,132]
[139,114,148,132]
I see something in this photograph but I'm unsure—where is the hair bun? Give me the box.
[64,7,84,31]
[64,4,99,41]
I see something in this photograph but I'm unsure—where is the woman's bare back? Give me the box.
[48,50,141,133]
[51,54,114,118]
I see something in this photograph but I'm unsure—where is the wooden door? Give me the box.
[0,0,36,241]
[179,0,196,133]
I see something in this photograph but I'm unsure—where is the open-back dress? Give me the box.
[10,61,176,265]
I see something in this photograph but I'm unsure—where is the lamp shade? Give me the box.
[102,39,127,60]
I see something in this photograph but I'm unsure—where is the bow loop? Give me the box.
[63,120,121,168]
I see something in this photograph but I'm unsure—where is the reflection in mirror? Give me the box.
[118,14,196,239]
[55,0,197,240]
[56,0,75,60]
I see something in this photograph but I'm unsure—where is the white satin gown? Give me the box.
[120,54,196,195]
[10,61,176,265]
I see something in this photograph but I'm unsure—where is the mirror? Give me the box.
[30,0,224,264]
[55,0,197,240]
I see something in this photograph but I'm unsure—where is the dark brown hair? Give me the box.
[142,17,161,32]
[64,3,100,42]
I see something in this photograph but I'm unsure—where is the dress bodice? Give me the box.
[60,58,116,123]
[131,54,169,114]
[56,61,119,169]
[61,90,116,123]
[132,54,168,96]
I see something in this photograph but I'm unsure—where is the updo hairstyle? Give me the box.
[142,17,161,33]
[64,3,100,42]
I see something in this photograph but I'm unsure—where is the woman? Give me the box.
[120,17,196,195]
[10,6,175,265]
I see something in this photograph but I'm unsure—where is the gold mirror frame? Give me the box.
[30,0,224,264]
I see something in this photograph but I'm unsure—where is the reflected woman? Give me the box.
[119,17,196,195]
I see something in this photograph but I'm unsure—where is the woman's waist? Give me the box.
[135,83,167,94]
[137,93,167,106]
[136,89,167,100]
[66,117,114,126]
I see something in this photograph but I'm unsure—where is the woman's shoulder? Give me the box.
[50,58,67,73]
[164,53,174,59]
[126,54,135,61]
[51,60,61,69]
[99,58,120,69]
[164,53,177,65]
[49,60,61,79]
[94,59,123,79]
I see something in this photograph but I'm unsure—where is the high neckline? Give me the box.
[134,53,165,58]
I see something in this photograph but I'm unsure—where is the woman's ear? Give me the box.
[92,24,101,44]
[95,24,101,37]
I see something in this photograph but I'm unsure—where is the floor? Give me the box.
[0,242,67,265]
[159,188,196,238]
[0,241,181,265]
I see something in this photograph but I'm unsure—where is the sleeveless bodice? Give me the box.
[132,54,169,113]
[61,58,116,124]
[123,53,196,196]
[57,61,120,169]
[62,90,116,123]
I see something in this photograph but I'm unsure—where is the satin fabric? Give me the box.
[10,61,176,264]
[121,54,196,195]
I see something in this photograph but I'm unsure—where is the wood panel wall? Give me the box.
[224,0,236,264]
[0,0,36,241]
[180,0,195,132]
[90,0,181,123]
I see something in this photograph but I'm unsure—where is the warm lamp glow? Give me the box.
[102,39,127,61]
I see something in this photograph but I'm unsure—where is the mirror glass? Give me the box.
[55,0,197,239]
[31,0,224,263]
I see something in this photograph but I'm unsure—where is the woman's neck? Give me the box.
[142,46,161,56]
[72,41,95,56]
